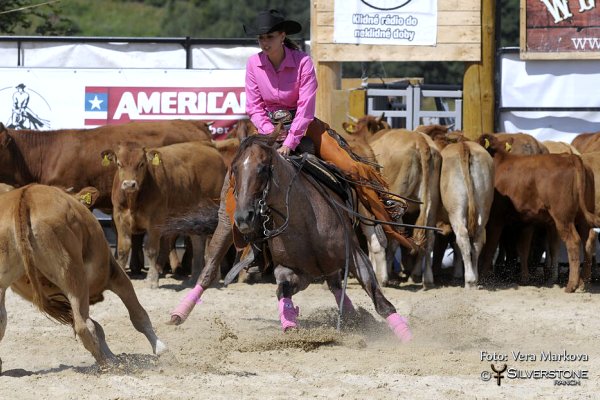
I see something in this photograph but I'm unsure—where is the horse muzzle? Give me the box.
[234,207,258,235]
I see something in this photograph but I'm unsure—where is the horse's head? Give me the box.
[230,129,280,235]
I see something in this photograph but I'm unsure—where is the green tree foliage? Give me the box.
[0,0,80,35]
[161,0,310,39]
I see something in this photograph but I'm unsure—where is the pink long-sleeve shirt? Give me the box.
[245,46,318,150]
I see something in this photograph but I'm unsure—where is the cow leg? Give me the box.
[479,218,504,282]
[66,283,115,365]
[544,227,561,286]
[0,288,6,374]
[107,258,167,356]
[557,222,582,293]
[516,226,534,285]
[422,231,436,289]
[129,233,145,275]
[114,219,134,276]
[274,265,310,332]
[471,227,486,289]
[351,247,412,343]
[432,234,450,285]
[578,225,594,292]
[189,234,207,285]
[363,223,389,286]
[144,228,161,289]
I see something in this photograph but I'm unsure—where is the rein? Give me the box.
[256,153,307,239]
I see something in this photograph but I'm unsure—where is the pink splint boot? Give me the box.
[334,289,356,313]
[170,284,204,322]
[278,298,299,332]
[386,313,413,343]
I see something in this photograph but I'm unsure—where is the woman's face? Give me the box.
[257,31,285,56]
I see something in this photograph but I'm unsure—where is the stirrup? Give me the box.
[383,196,408,221]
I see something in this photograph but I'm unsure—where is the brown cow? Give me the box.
[478,134,598,292]
[0,119,212,275]
[102,141,226,288]
[0,184,166,371]
[368,128,442,288]
[0,119,212,210]
[542,140,581,155]
[572,131,600,154]
[228,119,257,141]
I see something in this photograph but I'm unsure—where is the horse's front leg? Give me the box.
[351,248,413,343]
[274,265,310,332]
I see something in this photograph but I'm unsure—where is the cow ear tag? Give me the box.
[101,154,110,167]
[484,138,490,149]
[505,142,512,152]
[80,192,92,205]
[152,153,161,166]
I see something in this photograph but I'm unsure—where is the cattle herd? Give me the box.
[0,116,599,371]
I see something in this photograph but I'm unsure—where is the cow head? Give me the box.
[478,133,513,157]
[342,113,390,140]
[101,143,149,193]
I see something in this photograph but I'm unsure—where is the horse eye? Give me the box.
[258,165,269,175]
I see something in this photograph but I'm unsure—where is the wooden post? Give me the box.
[463,0,495,139]
[315,62,341,124]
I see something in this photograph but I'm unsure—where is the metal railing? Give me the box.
[366,82,463,130]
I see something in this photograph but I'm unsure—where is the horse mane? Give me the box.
[232,134,276,165]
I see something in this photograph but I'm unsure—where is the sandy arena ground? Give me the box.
[0,273,599,400]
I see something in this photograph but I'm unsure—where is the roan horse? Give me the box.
[169,131,412,342]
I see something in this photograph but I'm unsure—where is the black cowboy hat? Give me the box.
[243,9,302,36]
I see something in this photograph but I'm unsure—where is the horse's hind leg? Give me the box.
[274,265,310,332]
[351,248,413,343]
[107,257,167,356]
[325,272,356,314]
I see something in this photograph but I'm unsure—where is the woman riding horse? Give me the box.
[169,9,415,340]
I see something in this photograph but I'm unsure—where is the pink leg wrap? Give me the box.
[333,289,356,313]
[170,284,204,322]
[386,313,413,343]
[278,298,299,332]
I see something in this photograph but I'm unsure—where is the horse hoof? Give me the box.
[167,315,182,325]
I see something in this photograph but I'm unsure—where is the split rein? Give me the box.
[239,152,442,242]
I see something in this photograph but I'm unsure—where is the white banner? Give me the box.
[0,68,247,139]
[333,0,437,45]
[499,52,600,143]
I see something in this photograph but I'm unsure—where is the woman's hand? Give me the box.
[277,145,291,156]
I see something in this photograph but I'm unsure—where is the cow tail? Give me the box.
[574,156,600,228]
[459,143,477,238]
[14,188,73,325]
[413,135,432,246]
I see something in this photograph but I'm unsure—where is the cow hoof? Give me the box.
[564,285,576,293]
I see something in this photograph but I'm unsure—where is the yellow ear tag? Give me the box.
[101,154,110,167]
[152,153,161,166]
[505,142,512,152]
[80,192,92,205]
[484,138,490,149]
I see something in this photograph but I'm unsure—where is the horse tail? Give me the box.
[13,187,73,325]
[458,142,478,238]
[159,201,220,237]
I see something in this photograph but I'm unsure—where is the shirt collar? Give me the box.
[258,46,297,70]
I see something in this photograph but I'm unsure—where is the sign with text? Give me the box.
[522,0,600,59]
[333,0,437,46]
[0,68,247,140]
